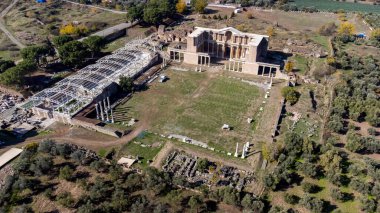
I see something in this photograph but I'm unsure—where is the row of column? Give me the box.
[225,61,242,72]
[230,46,246,59]
[198,55,210,67]
[95,96,114,123]
[161,58,168,68]
[169,51,182,62]
[201,42,247,60]
[258,66,277,77]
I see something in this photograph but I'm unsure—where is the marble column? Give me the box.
[95,103,99,119]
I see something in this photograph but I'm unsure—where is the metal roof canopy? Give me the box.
[28,37,158,116]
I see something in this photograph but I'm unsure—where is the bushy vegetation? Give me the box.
[281,87,300,105]
[0,35,105,88]
[284,0,380,13]
[326,42,380,154]
[263,130,380,212]
[0,139,266,212]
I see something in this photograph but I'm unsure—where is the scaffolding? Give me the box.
[27,37,158,117]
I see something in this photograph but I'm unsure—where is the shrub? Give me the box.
[281,87,300,105]
[38,139,56,154]
[368,128,377,136]
[330,188,349,202]
[57,191,75,208]
[302,182,319,193]
[284,193,299,205]
[300,195,324,213]
[59,165,74,181]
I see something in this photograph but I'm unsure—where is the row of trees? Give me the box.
[0,35,106,87]
[328,54,380,131]
[262,132,380,212]
[127,0,208,25]
[0,139,267,212]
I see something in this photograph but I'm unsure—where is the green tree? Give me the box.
[188,195,203,212]
[143,0,175,25]
[281,87,300,105]
[360,197,377,213]
[111,188,128,211]
[346,130,364,153]
[38,139,56,153]
[302,182,319,193]
[327,115,345,133]
[58,41,89,68]
[57,191,75,208]
[0,59,37,86]
[52,35,74,47]
[196,158,209,171]
[284,193,299,205]
[127,4,144,22]
[241,194,258,210]
[83,36,105,58]
[21,44,54,67]
[0,59,15,73]
[119,75,134,93]
[30,156,53,176]
[300,195,324,213]
[366,108,380,127]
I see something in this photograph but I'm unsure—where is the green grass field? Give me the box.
[292,54,309,74]
[118,70,263,152]
[118,131,165,168]
[292,0,380,13]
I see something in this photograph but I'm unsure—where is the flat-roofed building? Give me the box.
[168,27,287,79]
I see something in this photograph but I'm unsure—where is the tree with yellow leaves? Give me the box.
[337,22,355,36]
[59,23,89,36]
[327,56,336,67]
[266,26,275,37]
[59,24,76,35]
[284,60,294,73]
[176,0,187,14]
[370,28,380,42]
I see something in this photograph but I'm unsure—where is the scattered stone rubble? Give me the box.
[156,25,194,43]
[0,164,14,191]
[162,151,252,191]
[0,93,23,114]
[66,143,100,162]
[283,38,328,58]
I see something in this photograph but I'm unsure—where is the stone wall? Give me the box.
[71,118,121,138]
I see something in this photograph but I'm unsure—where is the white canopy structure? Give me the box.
[25,37,159,117]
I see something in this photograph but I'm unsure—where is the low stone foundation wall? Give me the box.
[71,118,121,138]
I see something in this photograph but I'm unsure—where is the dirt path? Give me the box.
[151,142,174,169]
[0,0,25,48]
[252,81,286,143]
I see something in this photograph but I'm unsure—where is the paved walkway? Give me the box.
[78,22,136,41]
[0,0,25,48]
[62,0,128,14]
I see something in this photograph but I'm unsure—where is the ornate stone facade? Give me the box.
[168,27,287,79]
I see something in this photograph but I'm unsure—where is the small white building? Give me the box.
[234,8,242,14]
